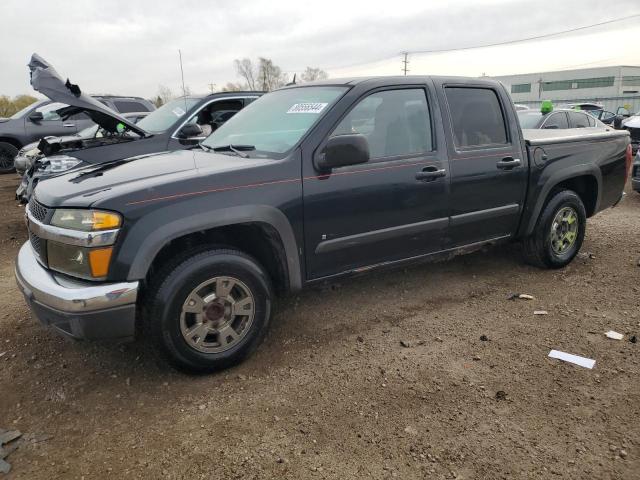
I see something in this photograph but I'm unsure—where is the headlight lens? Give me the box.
[51,209,121,231]
[47,242,113,279]
[44,155,81,173]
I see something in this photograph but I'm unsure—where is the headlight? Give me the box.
[51,209,121,231]
[47,242,113,280]
[44,155,82,173]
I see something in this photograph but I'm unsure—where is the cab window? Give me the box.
[445,87,507,148]
[330,89,432,160]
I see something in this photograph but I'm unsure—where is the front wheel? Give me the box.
[145,248,273,373]
[523,190,586,269]
[0,142,18,174]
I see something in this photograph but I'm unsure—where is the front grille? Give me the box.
[28,200,49,223]
[29,231,45,260]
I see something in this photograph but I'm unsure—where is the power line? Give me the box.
[306,13,640,74]
[405,13,640,55]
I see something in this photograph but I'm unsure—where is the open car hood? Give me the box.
[28,53,147,137]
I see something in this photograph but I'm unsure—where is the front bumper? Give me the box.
[15,242,139,340]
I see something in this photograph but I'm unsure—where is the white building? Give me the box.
[491,66,640,113]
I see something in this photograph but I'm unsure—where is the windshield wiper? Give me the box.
[211,144,255,158]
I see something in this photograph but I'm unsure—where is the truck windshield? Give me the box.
[202,86,348,157]
[136,97,200,133]
[517,111,544,129]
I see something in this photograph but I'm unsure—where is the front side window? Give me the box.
[329,89,432,160]
[35,102,68,121]
[203,86,348,157]
[136,97,200,133]
[542,112,569,129]
[445,87,508,148]
[114,100,147,114]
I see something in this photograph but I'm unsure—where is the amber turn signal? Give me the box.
[89,247,113,278]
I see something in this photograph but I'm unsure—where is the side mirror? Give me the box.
[178,123,204,139]
[28,111,44,123]
[316,134,370,171]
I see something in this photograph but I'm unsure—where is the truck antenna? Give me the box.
[178,49,188,113]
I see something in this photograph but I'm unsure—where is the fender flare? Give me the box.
[0,136,23,149]
[524,164,602,236]
[124,205,302,290]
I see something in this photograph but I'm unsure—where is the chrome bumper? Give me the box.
[15,242,139,340]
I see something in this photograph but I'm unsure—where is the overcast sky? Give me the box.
[1,0,639,98]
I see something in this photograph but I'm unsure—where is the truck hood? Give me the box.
[33,149,274,208]
[28,53,147,137]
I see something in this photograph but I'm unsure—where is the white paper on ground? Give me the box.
[548,350,596,369]
[605,330,624,340]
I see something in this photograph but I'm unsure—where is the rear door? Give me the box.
[436,82,528,247]
[302,84,450,279]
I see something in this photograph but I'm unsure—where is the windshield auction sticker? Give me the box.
[287,103,328,114]
[172,107,186,117]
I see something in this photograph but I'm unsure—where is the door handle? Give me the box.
[415,166,446,182]
[63,123,76,128]
[496,157,521,170]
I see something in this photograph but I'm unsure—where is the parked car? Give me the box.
[621,115,640,154]
[14,111,149,175]
[588,109,617,125]
[15,54,262,202]
[15,76,631,372]
[632,150,640,193]
[517,107,607,129]
[0,57,154,174]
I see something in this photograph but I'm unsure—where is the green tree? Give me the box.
[0,94,37,117]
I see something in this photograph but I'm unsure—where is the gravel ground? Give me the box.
[0,174,639,479]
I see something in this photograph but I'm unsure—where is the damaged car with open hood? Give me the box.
[17,54,263,202]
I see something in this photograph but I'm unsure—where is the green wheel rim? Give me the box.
[550,206,579,255]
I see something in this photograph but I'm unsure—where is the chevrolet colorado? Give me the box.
[15,76,631,372]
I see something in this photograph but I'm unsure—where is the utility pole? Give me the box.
[208,83,216,94]
[401,52,410,76]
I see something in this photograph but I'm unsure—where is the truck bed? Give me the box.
[523,127,629,146]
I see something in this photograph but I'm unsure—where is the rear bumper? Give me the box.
[15,242,139,340]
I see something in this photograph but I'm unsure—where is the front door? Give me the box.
[437,84,528,247]
[25,101,75,143]
[303,86,450,280]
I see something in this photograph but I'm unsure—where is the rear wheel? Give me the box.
[0,142,18,174]
[145,248,273,373]
[523,189,586,268]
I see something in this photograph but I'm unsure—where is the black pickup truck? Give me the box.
[15,76,631,372]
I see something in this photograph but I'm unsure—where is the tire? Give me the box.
[0,142,18,174]
[144,247,273,373]
[523,189,586,269]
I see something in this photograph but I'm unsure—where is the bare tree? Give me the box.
[221,82,246,92]
[257,57,288,91]
[233,57,288,92]
[155,85,174,107]
[300,67,328,83]
[234,58,257,90]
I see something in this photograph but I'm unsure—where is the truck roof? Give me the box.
[285,75,504,88]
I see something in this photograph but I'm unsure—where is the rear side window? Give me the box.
[330,88,432,160]
[445,87,508,148]
[542,112,569,129]
[114,100,149,113]
[568,111,590,128]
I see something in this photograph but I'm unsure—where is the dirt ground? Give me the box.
[1,173,639,480]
